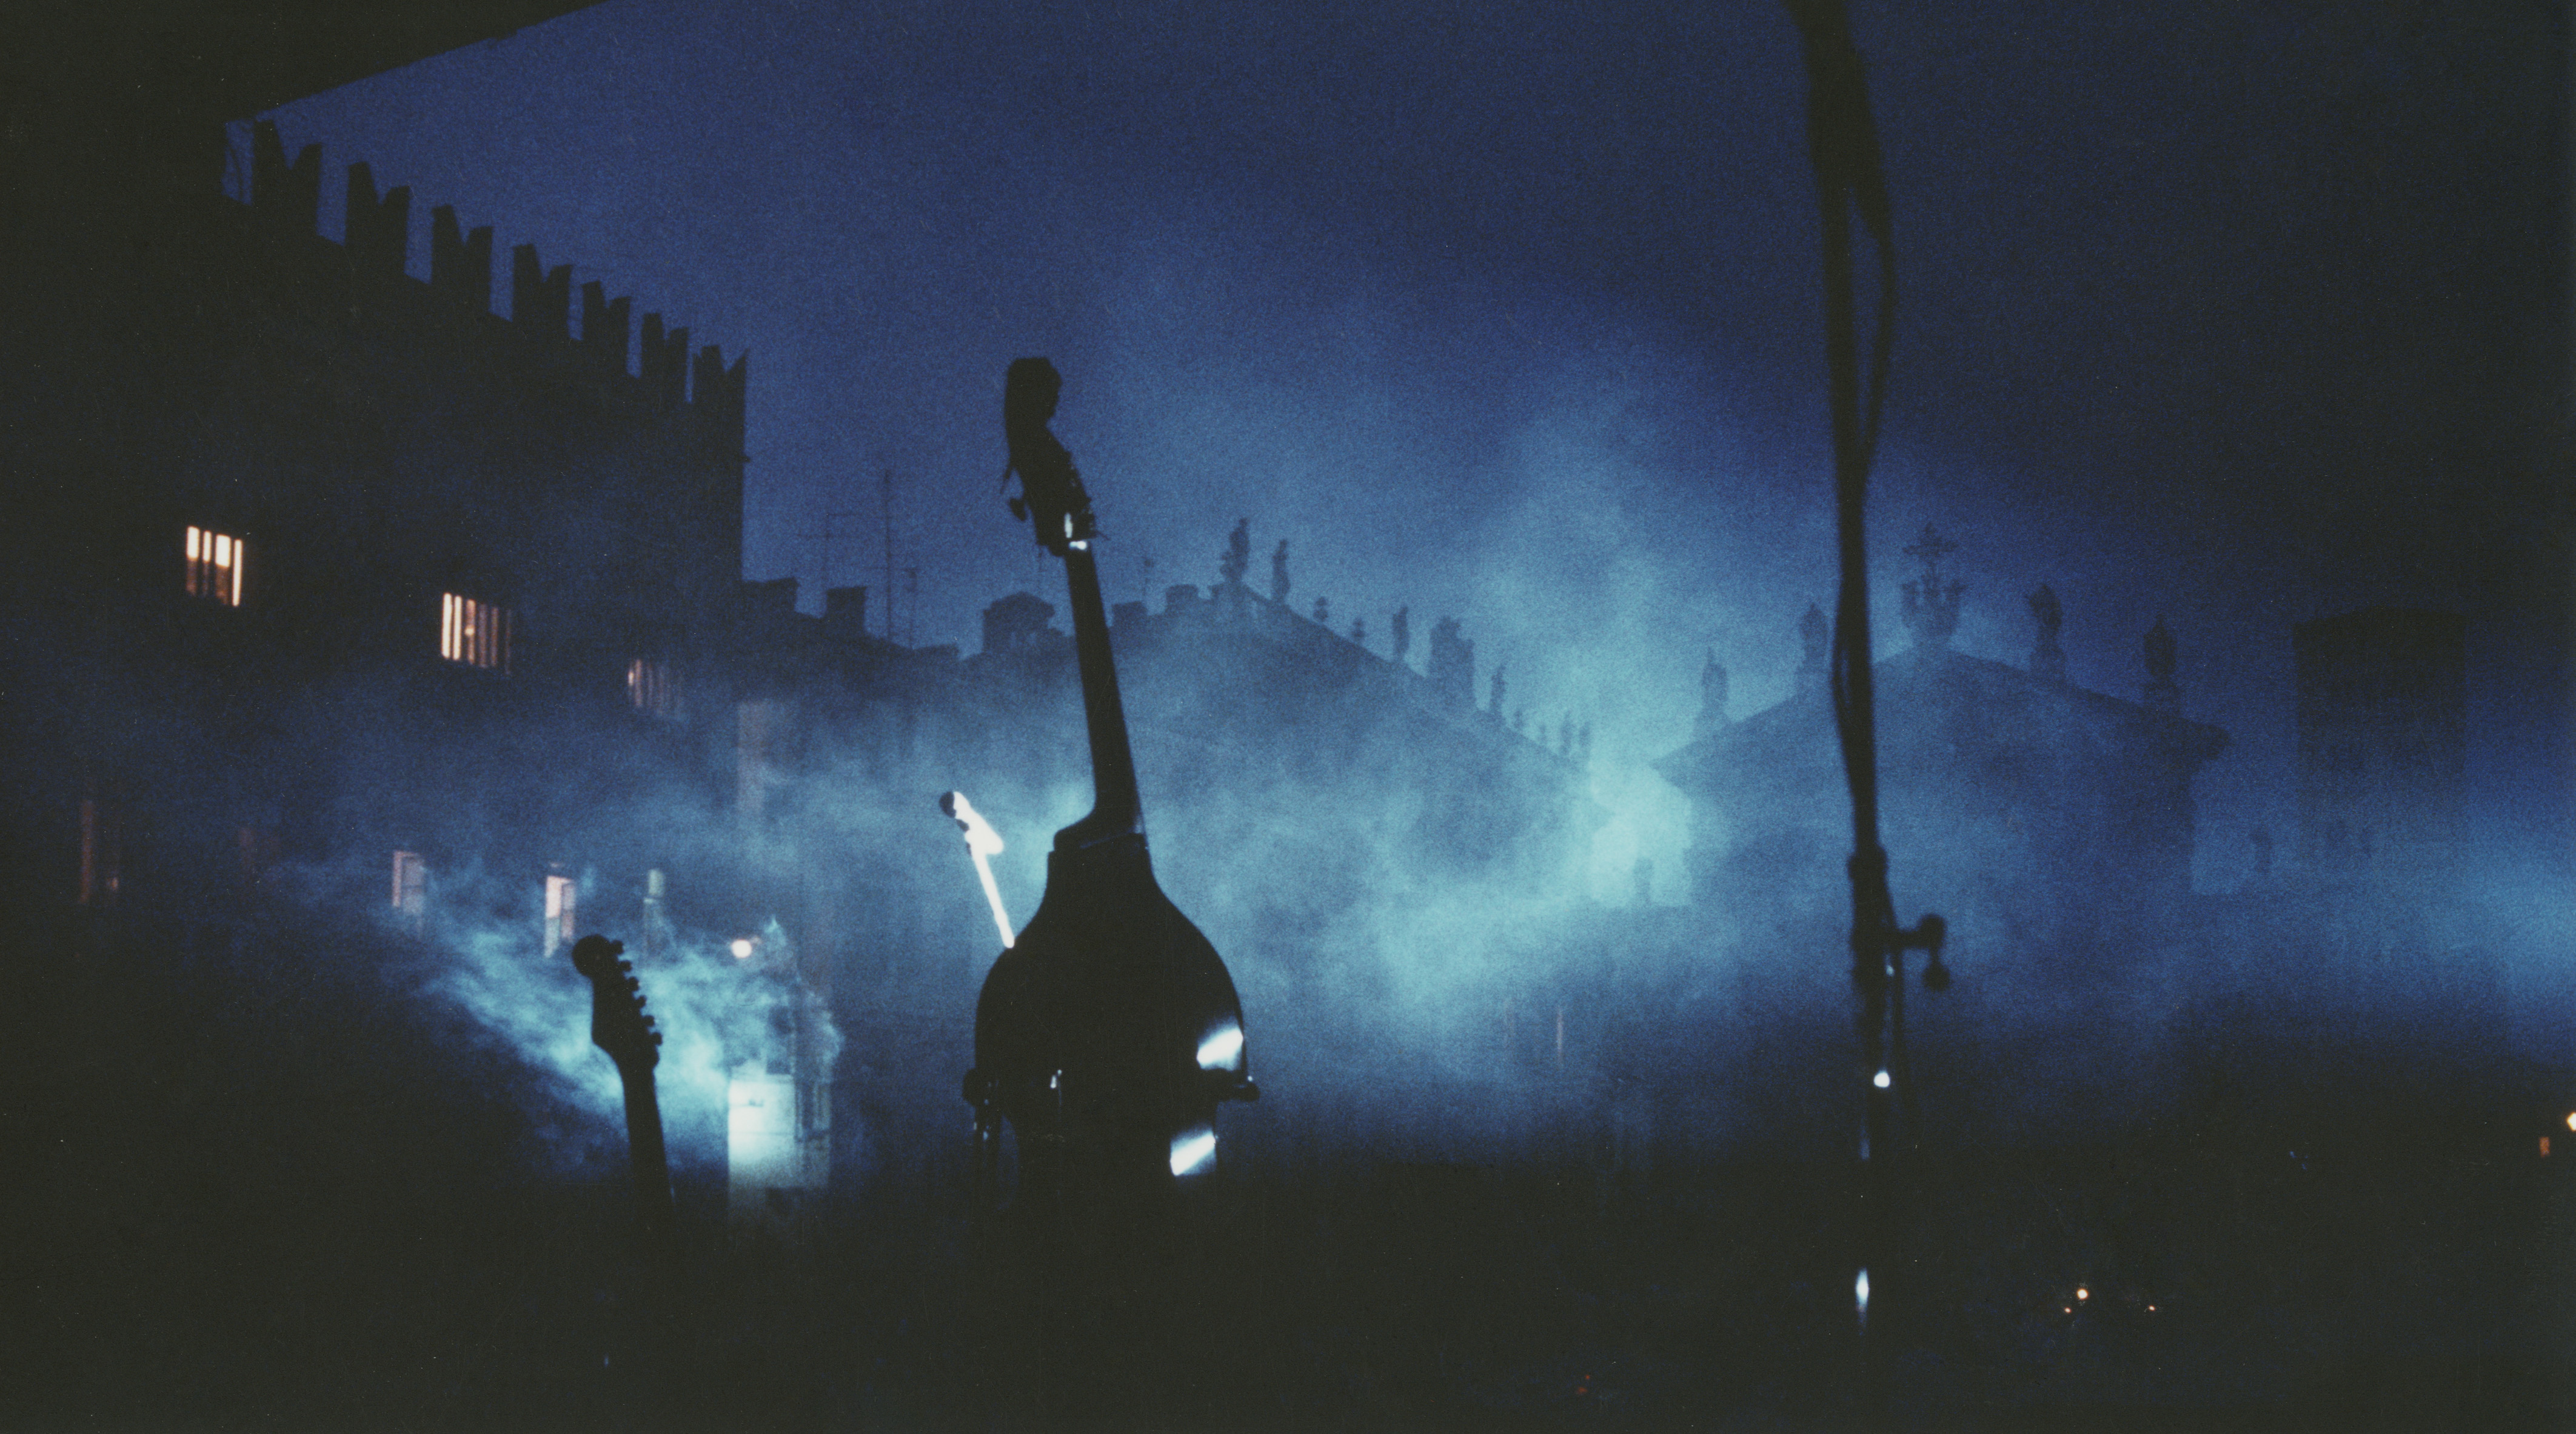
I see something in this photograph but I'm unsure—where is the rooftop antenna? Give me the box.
[799,507,862,607]
[881,467,898,642]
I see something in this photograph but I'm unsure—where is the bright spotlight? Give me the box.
[1169,1125,1217,1178]
[729,937,755,959]
[2075,1287,2089,1302]
[1872,1069,1891,1089]
[1197,1022,1244,1070]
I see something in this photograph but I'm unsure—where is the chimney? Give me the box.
[742,576,798,618]
[825,585,868,634]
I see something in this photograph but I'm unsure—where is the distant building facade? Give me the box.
[2294,608,2468,887]
[1656,614,2230,981]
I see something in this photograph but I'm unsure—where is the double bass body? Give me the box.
[965,356,1256,1228]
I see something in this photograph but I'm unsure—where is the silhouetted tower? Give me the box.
[1796,602,1830,696]
[1270,540,1291,604]
[2293,609,2466,885]
[1312,595,1329,627]
[1900,523,1965,650]
[1391,606,1411,664]
[2026,584,2066,681]
[2141,616,2180,711]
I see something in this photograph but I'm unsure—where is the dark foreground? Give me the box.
[5,935,2568,1432]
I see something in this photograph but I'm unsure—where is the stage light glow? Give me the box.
[730,938,755,959]
[1197,1021,1243,1070]
[1855,1269,1869,1321]
[1170,1125,1216,1177]
[1872,1069,1891,1089]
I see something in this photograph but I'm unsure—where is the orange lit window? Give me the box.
[392,850,429,928]
[185,525,246,605]
[441,593,511,670]
[544,873,577,956]
[627,658,680,718]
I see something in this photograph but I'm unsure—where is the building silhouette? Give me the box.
[2294,607,2468,887]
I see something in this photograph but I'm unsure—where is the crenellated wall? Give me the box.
[244,120,744,436]
[429,205,493,311]
[344,162,409,276]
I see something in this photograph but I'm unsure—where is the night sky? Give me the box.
[265,0,2569,903]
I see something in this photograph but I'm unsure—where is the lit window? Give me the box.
[544,873,577,956]
[185,526,246,605]
[440,593,511,670]
[392,850,429,929]
[626,658,680,718]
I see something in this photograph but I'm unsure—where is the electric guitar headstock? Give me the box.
[571,934,661,1078]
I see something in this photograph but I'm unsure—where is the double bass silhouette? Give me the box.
[962,358,1258,1424]
[966,358,1256,1224]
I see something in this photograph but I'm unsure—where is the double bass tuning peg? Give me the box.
[1906,913,1952,992]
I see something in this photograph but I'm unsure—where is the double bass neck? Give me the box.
[1056,541,1143,852]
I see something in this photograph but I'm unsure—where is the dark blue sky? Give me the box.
[269,0,2569,896]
